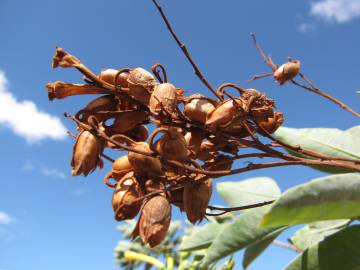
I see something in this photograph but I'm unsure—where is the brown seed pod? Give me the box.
[254,111,284,135]
[149,83,178,117]
[183,179,212,224]
[273,60,301,85]
[109,155,133,181]
[184,130,205,158]
[71,130,104,176]
[113,172,143,221]
[143,179,165,194]
[52,47,80,68]
[126,67,158,105]
[138,196,171,247]
[168,186,185,211]
[99,68,129,88]
[197,140,217,161]
[111,135,163,178]
[204,155,233,171]
[183,94,216,124]
[150,127,189,161]
[124,125,149,142]
[205,98,248,133]
[104,110,149,134]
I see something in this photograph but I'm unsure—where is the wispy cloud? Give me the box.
[0,212,13,225]
[41,167,67,179]
[0,70,67,143]
[310,0,360,23]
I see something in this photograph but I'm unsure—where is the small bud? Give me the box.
[139,196,171,247]
[274,60,301,85]
[183,179,212,224]
[71,130,104,176]
[52,47,81,68]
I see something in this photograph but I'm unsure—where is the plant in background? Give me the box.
[45,0,360,269]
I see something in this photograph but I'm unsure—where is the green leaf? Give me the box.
[285,225,360,270]
[200,206,283,267]
[289,219,350,251]
[261,173,360,227]
[275,126,360,173]
[242,227,286,269]
[356,91,360,95]
[216,177,281,207]
[179,222,223,252]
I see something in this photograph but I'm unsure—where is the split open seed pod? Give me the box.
[113,172,143,221]
[184,130,205,158]
[150,127,188,161]
[183,94,216,124]
[71,130,104,176]
[103,110,149,134]
[204,155,233,171]
[99,68,129,88]
[124,125,149,142]
[253,110,284,135]
[274,60,301,85]
[126,67,158,106]
[149,83,178,117]
[138,195,171,247]
[184,179,212,224]
[46,82,108,101]
[110,155,133,181]
[168,186,185,211]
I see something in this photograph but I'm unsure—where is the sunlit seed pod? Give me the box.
[71,130,104,176]
[197,140,217,161]
[205,98,247,133]
[149,83,177,117]
[168,186,185,211]
[256,111,284,135]
[139,196,172,247]
[184,94,216,124]
[184,130,205,158]
[151,127,188,161]
[273,60,301,85]
[183,179,212,224]
[143,179,165,194]
[124,125,149,142]
[104,110,149,134]
[204,155,233,171]
[126,67,158,106]
[112,172,142,221]
[99,68,129,88]
[111,155,133,181]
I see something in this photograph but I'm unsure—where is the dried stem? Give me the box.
[151,0,223,101]
[206,200,275,216]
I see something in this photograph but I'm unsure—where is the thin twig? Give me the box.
[151,0,223,101]
[206,200,274,216]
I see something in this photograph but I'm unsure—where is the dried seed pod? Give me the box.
[104,110,149,134]
[149,83,177,117]
[113,172,142,221]
[184,130,205,158]
[71,130,104,176]
[254,111,284,135]
[184,94,216,124]
[126,67,158,105]
[183,179,212,224]
[110,155,133,181]
[99,68,129,88]
[124,125,149,142]
[52,47,80,68]
[197,140,217,161]
[139,196,171,247]
[150,127,188,161]
[206,98,248,132]
[204,155,233,171]
[143,179,165,194]
[168,186,185,211]
[274,60,301,85]
[46,81,108,101]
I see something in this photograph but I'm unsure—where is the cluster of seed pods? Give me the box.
[47,48,284,247]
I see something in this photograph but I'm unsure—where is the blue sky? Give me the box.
[0,0,360,269]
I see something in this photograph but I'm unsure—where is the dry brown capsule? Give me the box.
[149,83,177,117]
[204,155,233,171]
[105,155,133,183]
[104,110,149,135]
[126,67,158,106]
[138,196,171,247]
[71,130,104,176]
[184,179,212,224]
[113,172,143,221]
[124,125,149,142]
[183,94,216,124]
[99,68,129,88]
[274,60,301,85]
[184,130,205,158]
[150,127,189,161]
[253,110,284,135]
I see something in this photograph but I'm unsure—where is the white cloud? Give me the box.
[311,0,360,23]
[0,70,67,143]
[41,167,66,179]
[0,212,13,225]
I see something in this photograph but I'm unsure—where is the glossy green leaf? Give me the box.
[285,225,360,270]
[200,206,282,267]
[275,126,360,173]
[179,222,223,252]
[289,219,350,251]
[217,177,280,207]
[243,227,286,269]
[261,173,360,227]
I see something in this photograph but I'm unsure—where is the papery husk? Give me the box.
[99,68,129,88]
[168,186,185,211]
[138,196,171,247]
[126,67,158,106]
[104,110,149,134]
[184,130,204,158]
[274,60,301,85]
[183,179,212,224]
[75,95,118,122]
[113,172,142,221]
[143,179,165,194]
[71,130,104,176]
[204,155,233,171]
[128,142,164,178]
[124,125,149,142]
[255,111,284,135]
[46,81,108,101]
[149,83,177,117]
[184,94,216,124]
[52,47,81,68]
[110,155,133,181]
